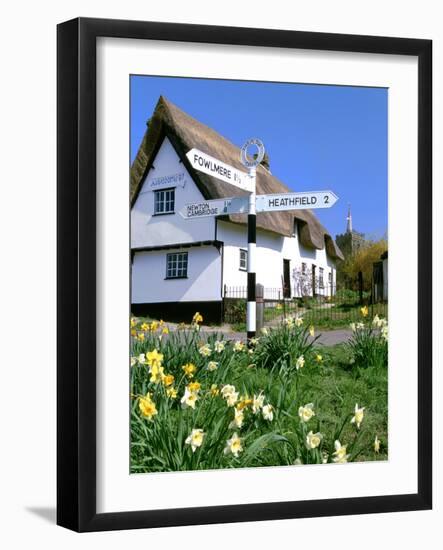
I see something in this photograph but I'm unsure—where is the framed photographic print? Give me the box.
[57,17,432,532]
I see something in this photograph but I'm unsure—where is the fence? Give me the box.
[222,282,388,328]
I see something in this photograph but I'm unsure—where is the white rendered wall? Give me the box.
[217,220,336,298]
[131,137,216,248]
[132,245,222,303]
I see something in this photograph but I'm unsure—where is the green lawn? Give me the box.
[130,320,388,472]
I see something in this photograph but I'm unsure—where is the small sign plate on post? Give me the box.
[186,148,252,193]
[179,196,249,219]
[255,191,338,212]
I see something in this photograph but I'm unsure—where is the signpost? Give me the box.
[186,148,252,193]
[184,140,339,342]
[179,196,248,219]
[256,191,338,212]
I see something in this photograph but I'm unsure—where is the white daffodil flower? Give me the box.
[262,404,274,421]
[350,403,365,429]
[185,429,205,452]
[332,440,350,463]
[306,431,322,449]
[224,432,243,457]
[298,403,315,422]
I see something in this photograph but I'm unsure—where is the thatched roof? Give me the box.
[131,96,344,260]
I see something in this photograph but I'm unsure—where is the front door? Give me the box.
[283,259,291,298]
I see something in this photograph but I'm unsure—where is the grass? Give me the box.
[130,316,388,472]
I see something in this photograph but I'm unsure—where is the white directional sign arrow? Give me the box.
[255,190,339,212]
[186,148,252,193]
[180,196,249,219]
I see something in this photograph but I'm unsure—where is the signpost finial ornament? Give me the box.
[240,138,265,168]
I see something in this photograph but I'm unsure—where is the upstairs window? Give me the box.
[154,188,175,215]
[239,249,248,271]
[166,252,188,279]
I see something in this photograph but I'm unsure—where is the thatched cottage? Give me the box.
[131,96,343,322]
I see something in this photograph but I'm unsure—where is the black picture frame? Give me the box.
[57,17,432,532]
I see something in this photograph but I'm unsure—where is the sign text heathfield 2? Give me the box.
[256,191,338,212]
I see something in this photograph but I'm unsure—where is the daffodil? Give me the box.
[381,325,388,341]
[350,322,356,332]
[296,355,305,370]
[236,397,253,410]
[298,403,315,422]
[252,393,265,414]
[185,428,205,452]
[332,440,350,463]
[374,435,381,453]
[249,337,259,346]
[130,356,137,367]
[166,386,178,399]
[137,332,145,341]
[229,408,244,429]
[146,349,163,369]
[233,340,245,352]
[180,387,199,409]
[350,403,365,429]
[224,432,243,457]
[221,384,238,407]
[162,326,169,335]
[210,384,219,397]
[149,363,165,384]
[188,381,201,393]
[315,354,323,363]
[192,312,203,324]
[162,374,174,387]
[182,363,196,378]
[360,306,369,317]
[139,393,157,419]
[150,321,159,332]
[207,361,218,371]
[262,404,274,421]
[306,431,322,449]
[140,322,149,332]
[130,317,137,328]
[284,317,294,328]
[295,316,304,327]
[131,329,137,337]
[214,340,225,353]
[137,353,146,364]
[260,327,269,336]
[309,325,315,337]
[221,384,236,397]
[199,344,212,357]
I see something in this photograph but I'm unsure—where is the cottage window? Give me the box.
[319,267,324,288]
[328,271,333,286]
[154,188,175,214]
[239,249,248,271]
[166,252,188,279]
[301,262,307,275]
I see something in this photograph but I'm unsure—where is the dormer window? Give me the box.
[154,188,175,215]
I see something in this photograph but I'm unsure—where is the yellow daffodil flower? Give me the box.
[162,326,169,335]
[350,403,365,429]
[210,384,219,397]
[162,374,174,387]
[150,321,159,332]
[140,322,149,332]
[360,305,369,317]
[188,381,201,393]
[315,354,323,363]
[306,431,322,449]
[295,316,304,327]
[309,325,315,337]
[166,386,178,399]
[146,349,163,369]
[137,332,145,341]
[192,312,203,324]
[298,403,315,423]
[149,363,165,384]
[130,317,137,328]
[236,397,253,411]
[182,363,196,378]
[224,432,243,457]
[332,440,350,463]
[139,393,157,419]
[131,329,137,337]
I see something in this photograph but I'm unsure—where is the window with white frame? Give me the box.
[166,252,188,279]
[154,188,175,214]
[319,267,324,288]
[328,270,333,287]
[301,262,307,275]
[239,249,248,271]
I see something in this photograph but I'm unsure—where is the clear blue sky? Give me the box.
[131,75,387,239]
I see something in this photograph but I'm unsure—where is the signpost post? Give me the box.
[183,141,339,343]
[239,138,265,342]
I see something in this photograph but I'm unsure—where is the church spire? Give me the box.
[346,204,353,233]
